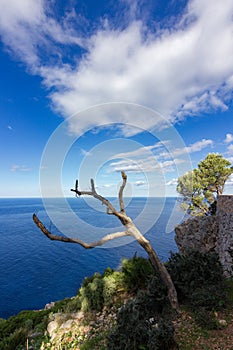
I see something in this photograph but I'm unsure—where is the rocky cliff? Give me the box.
[175,195,233,277]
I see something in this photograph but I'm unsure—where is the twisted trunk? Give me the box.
[126,221,179,310]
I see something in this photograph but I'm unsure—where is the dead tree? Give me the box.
[33,172,179,310]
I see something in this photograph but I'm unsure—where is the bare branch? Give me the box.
[90,179,96,193]
[71,178,130,225]
[119,171,127,213]
[33,213,129,249]
[75,180,78,194]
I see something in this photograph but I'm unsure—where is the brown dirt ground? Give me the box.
[174,309,233,350]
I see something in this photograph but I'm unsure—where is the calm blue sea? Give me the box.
[0,197,181,319]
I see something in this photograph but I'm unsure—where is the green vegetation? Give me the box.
[78,255,154,313]
[121,255,154,292]
[167,250,227,329]
[0,309,49,350]
[0,253,232,349]
[177,153,233,216]
[167,250,226,307]
[107,274,175,350]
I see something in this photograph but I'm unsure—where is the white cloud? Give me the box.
[101,183,115,188]
[166,178,178,186]
[225,174,233,185]
[0,0,233,134]
[81,148,92,157]
[188,139,213,152]
[0,0,84,67]
[7,125,13,130]
[224,133,233,144]
[108,138,212,174]
[227,144,233,155]
[159,138,213,159]
[109,156,183,174]
[10,164,32,172]
[134,180,146,187]
[114,141,169,159]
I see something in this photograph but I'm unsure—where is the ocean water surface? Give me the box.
[0,197,181,318]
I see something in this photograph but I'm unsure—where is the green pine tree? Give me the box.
[177,153,233,216]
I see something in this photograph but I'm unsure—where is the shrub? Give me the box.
[103,272,122,307]
[121,255,154,292]
[107,274,176,350]
[107,298,176,350]
[166,250,226,308]
[0,310,49,340]
[190,285,226,310]
[79,269,124,312]
[0,309,49,350]
[79,273,104,312]
[78,257,155,312]
[192,307,220,330]
[0,328,28,350]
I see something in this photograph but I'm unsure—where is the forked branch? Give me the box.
[33,172,130,248]
[70,172,129,224]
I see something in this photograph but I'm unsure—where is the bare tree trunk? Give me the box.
[125,220,179,310]
[33,172,179,310]
[138,236,178,310]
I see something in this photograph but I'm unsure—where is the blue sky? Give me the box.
[0,0,233,198]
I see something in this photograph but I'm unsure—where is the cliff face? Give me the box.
[175,195,233,277]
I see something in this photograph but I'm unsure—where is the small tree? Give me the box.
[33,172,179,310]
[177,153,233,216]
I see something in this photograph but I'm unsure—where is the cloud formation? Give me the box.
[0,0,84,67]
[227,144,233,155]
[226,174,233,186]
[134,180,146,187]
[113,141,168,159]
[109,137,213,174]
[0,0,233,135]
[224,133,233,144]
[166,178,178,186]
[10,164,32,172]
[161,139,213,159]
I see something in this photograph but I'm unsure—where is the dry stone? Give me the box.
[47,320,59,341]
[175,195,233,277]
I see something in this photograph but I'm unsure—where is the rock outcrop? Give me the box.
[175,195,233,277]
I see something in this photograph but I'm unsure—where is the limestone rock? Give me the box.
[218,319,227,327]
[47,320,59,340]
[175,195,233,277]
[44,301,55,310]
[60,319,74,329]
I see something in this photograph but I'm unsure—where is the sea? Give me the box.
[0,197,183,319]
